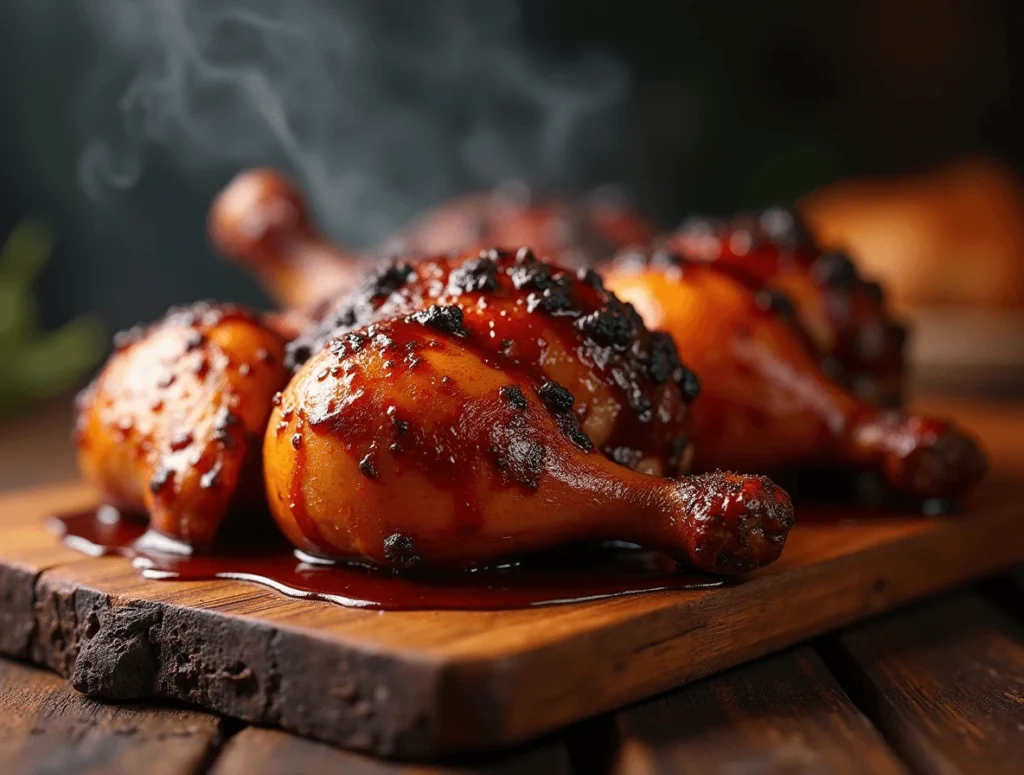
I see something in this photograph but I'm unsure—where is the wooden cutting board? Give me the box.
[1,398,1022,762]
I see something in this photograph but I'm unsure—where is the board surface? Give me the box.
[1,399,1022,761]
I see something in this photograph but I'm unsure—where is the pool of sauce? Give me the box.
[50,507,724,611]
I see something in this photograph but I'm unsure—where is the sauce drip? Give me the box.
[50,507,724,611]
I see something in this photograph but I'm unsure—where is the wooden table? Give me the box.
[2,580,1023,774]
[1,393,1022,774]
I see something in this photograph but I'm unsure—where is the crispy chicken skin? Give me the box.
[287,247,701,478]
[662,208,908,406]
[605,251,987,501]
[74,302,289,546]
[266,314,792,574]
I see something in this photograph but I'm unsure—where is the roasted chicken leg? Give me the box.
[266,252,793,573]
[75,302,290,546]
[605,248,987,502]
[662,208,908,406]
[209,169,653,313]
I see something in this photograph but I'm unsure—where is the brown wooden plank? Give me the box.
[609,646,908,775]
[0,656,222,775]
[826,593,1024,775]
[0,482,102,659]
[4,473,1019,760]
[0,401,1022,760]
[209,727,572,775]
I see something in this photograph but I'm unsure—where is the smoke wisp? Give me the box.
[77,0,629,245]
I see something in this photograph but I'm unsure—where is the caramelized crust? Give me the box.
[605,254,987,502]
[288,247,701,477]
[75,302,289,546]
[662,208,907,406]
[265,316,792,573]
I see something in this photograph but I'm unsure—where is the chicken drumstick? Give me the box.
[266,250,793,573]
[605,249,987,502]
[75,302,290,546]
[210,169,653,313]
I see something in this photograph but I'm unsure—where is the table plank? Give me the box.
[609,645,907,774]
[826,593,1024,775]
[0,656,223,775]
[208,727,572,775]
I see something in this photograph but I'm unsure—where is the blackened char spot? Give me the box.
[491,417,547,490]
[537,381,574,412]
[610,366,653,419]
[330,332,366,355]
[557,413,594,452]
[812,251,859,288]
[575,302,639,348]
[408,305,466,337]
[499,385,529,410]
[359,454,378,479]
[507,252,580,317]
[448,256,499,294]
[506,438,546,490]
[382,533,422,571]
[576,267,606,291]
[679,369,702,401]
[367,262,415,301]
[647,332,683,385]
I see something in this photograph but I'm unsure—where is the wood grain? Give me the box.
[609,646,908,775]
[210,727,571,775]
[825,593,1024,775]
[0,400,1022,760]
[0,656,222,775]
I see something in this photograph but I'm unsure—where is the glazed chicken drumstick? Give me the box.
[662,209,907,407]
[265,247,793,573]
[210,169,653,313]
[75,303,290,546]
[604,238,987,503]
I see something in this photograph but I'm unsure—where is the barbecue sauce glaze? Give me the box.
[51,507,724,611]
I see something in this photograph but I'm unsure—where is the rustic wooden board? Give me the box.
[609,646,908,775]
[1,401,1022,761]
[0,656,223,775]
[824,593,1024,775]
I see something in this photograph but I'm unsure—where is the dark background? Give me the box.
[0,0,1019,337]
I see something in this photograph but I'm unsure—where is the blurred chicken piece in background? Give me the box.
[802,157,1024,397]
[801,157,1024,312]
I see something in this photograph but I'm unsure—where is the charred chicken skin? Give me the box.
[662,208,908,406]
[379,184,654,269]
[286,248,699,476]
[210,169,653,313]
[604,248,987,502]
[266,248,793,573]
[75,303,290,546]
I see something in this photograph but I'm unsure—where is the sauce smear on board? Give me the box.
[50,507,724,611]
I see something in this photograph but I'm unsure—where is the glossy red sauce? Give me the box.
[50,507,724,610]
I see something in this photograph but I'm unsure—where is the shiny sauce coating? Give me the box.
[51,507,724,610]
